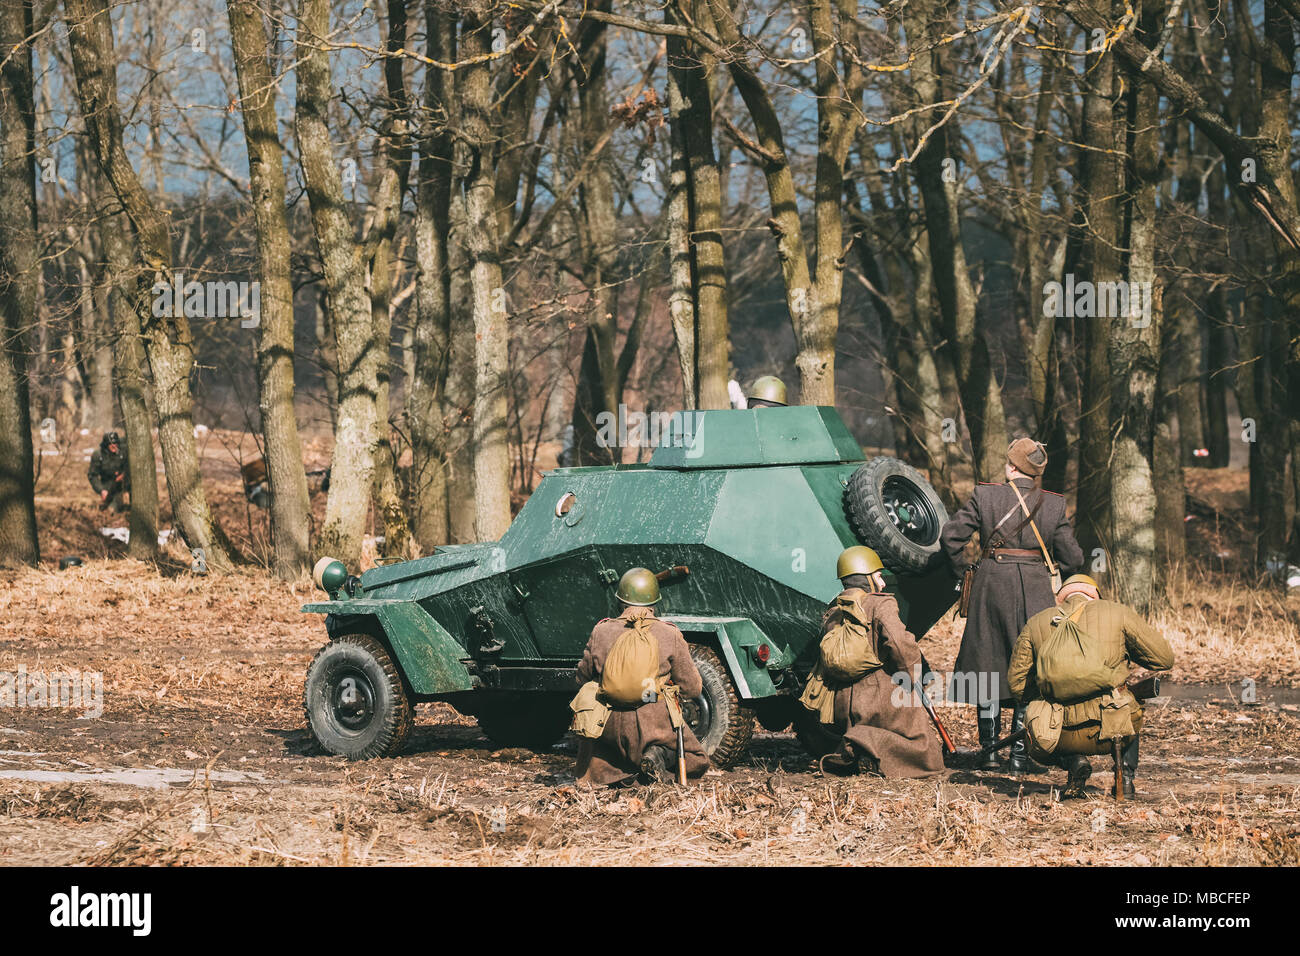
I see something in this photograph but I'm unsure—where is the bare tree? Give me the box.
[227,0,312,578]
[295,0,380,562]
[65,0,233,571]
[0,0,40,566]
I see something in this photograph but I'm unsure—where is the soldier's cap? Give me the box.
[1007,437,1047,477]
[747,375,787,407]
[1056,573,1100,603]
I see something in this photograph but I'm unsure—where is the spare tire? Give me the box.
[845,457,948,574]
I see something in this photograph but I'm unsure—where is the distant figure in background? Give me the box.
[747,375,787,409]
[88,431,130,513]
[241,457,270,509]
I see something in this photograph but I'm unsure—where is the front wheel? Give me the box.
[684,645,754,769]
[304,634,413,760]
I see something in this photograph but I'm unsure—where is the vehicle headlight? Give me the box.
[313,557,349,597]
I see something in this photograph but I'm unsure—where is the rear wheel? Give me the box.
[304,634,413,760]
[845,457,949,573]
[476,694,573,750]
[684,645,753,768]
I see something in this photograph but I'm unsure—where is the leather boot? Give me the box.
[638,745,671,784]
[1008,704,1033,774]
[818,747,859,776]
[1061,754,1093,798]
[977,710,1001,770]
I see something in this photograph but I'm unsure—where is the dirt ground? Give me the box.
[4,428,1296,866]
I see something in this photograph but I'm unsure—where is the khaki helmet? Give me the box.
[836,546,884,579]
[616,567,660,606]
[1056,573,1101,601]
[747,375,788,406]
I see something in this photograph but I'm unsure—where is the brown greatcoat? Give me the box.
[573,606,710,786]
[1007,594,1174,759]
[939,476,1083,706]
[825,589,944,778]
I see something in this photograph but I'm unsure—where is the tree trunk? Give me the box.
[65,0,232,571]
[1107,1,1164,612]
[367,0,414,560]
[1073,5,1121,565]
[228,0,312,578]
[295,0,380,562]
[0,0,40,566]
[905,0,1007,481]
[704,0,827,404]
[409,0,455,551]
[97,198,159,561]
[459,1,512,540]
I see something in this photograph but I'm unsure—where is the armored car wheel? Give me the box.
[845,457,949,574]
[476,694,573,751]
[685,645,754,769]
[304,634,413,760]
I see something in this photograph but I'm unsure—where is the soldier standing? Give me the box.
[804,547,944,778]
[746,375,788,409]
[939,439,1083,772]
[573,568,710,786]
[88,431,130,513]
[1007,575,1174,798]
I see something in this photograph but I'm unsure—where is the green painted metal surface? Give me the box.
[666,616,791,699]
[303,406,956,704]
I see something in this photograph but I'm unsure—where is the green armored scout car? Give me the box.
[303,405,955,764]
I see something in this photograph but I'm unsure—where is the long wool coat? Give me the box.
[827,589,944,778]
[573,606,710,786]
[940,477,1083,707]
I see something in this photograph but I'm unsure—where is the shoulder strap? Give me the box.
[1052,600,1087,627]
[1009,482,1057,576]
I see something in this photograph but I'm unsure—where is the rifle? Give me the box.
[677,722,687,786]
[918,686,956,754]
[973,727,1026,764]
[1112,737,1124,802]
[656,565,689,582]
[914,654,955,754]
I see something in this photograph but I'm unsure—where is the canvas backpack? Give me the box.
[1036,601,1116,702]
[817,591,884,684]
[601,616,662,707]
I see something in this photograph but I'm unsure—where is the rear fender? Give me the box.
[665,616,791,700]
[304,599,475,695]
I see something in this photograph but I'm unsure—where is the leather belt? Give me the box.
[992,548,1041,559]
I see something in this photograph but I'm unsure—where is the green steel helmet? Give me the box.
[836,545,884,579]
[616,567,660,606]
[747,375,788,406]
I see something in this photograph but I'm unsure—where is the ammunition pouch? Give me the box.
[1023,698,1064,755]
[570,680,612,739]
[799,663,839,725]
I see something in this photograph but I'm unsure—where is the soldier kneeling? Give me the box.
[801,547,944,778]
[1007,575,1174,799]
[570,568,710,786]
